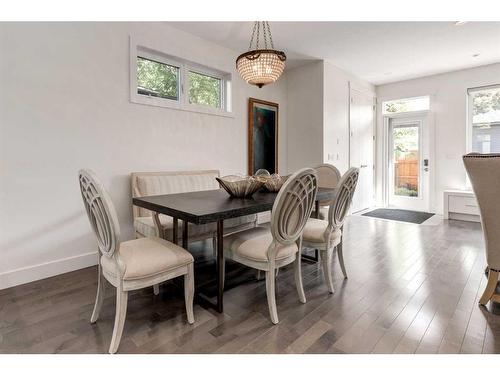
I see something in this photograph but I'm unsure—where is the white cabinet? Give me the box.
[443,190,480,222]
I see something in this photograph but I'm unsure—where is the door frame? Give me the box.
[348,82,376,212]
[381,110,435,212]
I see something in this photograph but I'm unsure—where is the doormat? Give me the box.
[362,208,434,224]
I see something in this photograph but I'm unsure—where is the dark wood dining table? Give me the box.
[133,187,335,313]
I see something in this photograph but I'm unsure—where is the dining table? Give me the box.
[133,187,335,313]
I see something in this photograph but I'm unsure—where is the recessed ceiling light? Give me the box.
[455,21,468,26]
[472,53,481,58]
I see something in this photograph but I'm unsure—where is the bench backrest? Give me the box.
[131,170,220,218]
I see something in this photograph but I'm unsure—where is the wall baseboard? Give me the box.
[0,251,98,290]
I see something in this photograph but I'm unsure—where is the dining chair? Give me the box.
[463,153,500,307]
[223,168,318,324]
[79,169,195,354]
[302,167,359,292]
[315,163,341,220]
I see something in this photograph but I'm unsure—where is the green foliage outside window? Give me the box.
[136,56,222,109]
[137,57,178,100]
[472,89,500,124]
[188,71,221,108]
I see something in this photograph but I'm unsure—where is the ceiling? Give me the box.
[170,22,500,85]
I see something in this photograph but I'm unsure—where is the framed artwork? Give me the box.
[248,98,279,175]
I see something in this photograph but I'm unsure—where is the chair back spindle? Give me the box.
[328,167,360,230]
[79,169,121,258]
[271,168,318,245]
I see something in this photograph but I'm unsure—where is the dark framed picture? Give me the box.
[248,98,279,175]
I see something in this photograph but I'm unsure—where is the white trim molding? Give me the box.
[0,251,98,290]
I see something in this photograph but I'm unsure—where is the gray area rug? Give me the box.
[362,208,434,224]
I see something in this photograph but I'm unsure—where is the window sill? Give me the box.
[130,94,234,118]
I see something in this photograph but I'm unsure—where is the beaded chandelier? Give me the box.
[236,22,286,88]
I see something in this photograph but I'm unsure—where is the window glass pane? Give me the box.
[470,87,500,153]
[393,126,419,197]
[137,56,179,100]
[383,96,429,114]
[471,87,500,124]
[188,71,221,108]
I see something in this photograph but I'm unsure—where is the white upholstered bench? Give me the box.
[131,170,257,246]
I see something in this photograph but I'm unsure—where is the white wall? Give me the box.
[0,22,289,289]
[286,60,374,174]
[286,61,324,171]
[375,63,500,214]
[323,61,374,174]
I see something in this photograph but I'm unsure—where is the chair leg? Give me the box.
[479,269,499,306]
[321,249,335,294]
[212,236,217,258]
[184,263,195,324]
[109,289,128,354]
[153,284,160,295]
[265,270,279,324]
[90,263,105,323]
[337,238,347,279]
[294,256,306,303]
[256,270,262,281]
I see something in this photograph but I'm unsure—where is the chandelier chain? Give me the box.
[248,22,258,51]
[248,21,276,51]
[262,22,268,49]
[256,22,260,49]
[266,22,275,49]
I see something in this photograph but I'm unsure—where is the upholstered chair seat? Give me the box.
[302,168,359,293]
[223,168,318,324]
[224,227,298,263]
[312,206,329,221]
[302,218,342,247]
[100,237,193,281]
[79,169,194,354]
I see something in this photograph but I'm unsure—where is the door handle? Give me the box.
[360,164,368,168]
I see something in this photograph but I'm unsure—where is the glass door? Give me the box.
[388,117,429,211]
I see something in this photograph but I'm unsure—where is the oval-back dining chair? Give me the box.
[79,169,195,353]
[315,163,342,219]
[463,153,500,307]
[302,167,360,292]
[223,168,318,324]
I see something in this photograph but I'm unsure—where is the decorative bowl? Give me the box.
[216,175,264,198]
[263,174,289,192]
[253,169,271,183]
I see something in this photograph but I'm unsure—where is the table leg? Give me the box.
[173,218,178,245]
[216,219,224,313]
[182,220,188,249]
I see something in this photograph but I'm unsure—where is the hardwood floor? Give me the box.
[2,215,500,354]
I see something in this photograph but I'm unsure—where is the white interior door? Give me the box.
[349,88,374,213]
[387,115,430,211]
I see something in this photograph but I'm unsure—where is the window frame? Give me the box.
[382,95,430,115]
[465,84,500,188]
[466,84,500,154]
[130,40,233,117]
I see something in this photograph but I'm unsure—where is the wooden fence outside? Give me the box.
[395,159,418,190]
